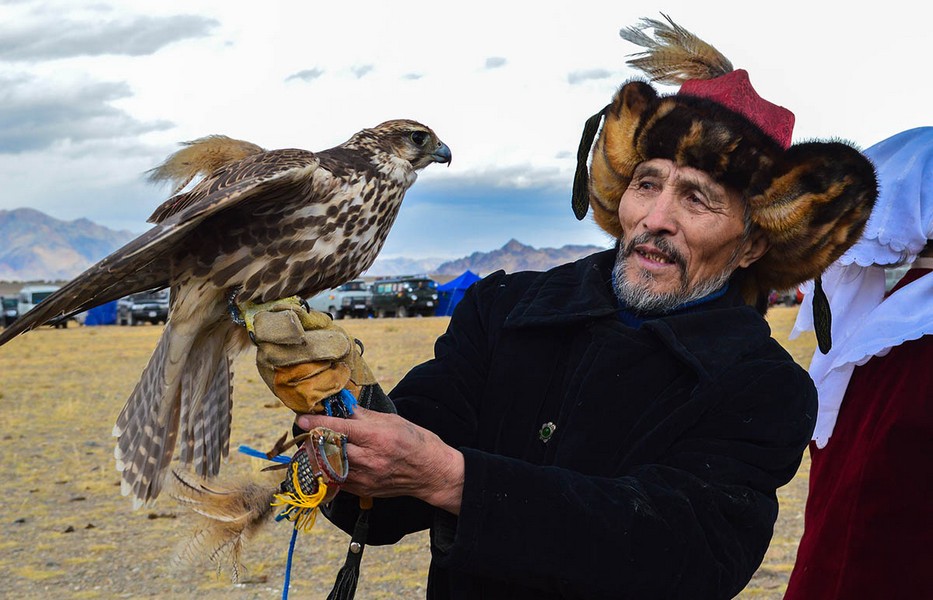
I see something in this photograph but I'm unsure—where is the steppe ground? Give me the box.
[0,306,815,599]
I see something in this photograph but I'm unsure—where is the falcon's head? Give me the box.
[358,119,451,170]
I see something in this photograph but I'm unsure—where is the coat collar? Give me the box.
[504,249,773,378]
[503,250,620,328]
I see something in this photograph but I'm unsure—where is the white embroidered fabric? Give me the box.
[790,127,933,448]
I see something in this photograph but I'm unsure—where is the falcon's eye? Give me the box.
[410,131,429,146]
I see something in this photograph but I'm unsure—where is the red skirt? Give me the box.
[785,332,933,598]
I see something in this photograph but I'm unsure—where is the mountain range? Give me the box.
[0,208,137,281]
[0,208,608,282]
[433,238,607,275]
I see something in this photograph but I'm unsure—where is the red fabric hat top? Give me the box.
[679,69,795,149]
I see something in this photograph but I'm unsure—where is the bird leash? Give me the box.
[237,389,371,600]
[228,293,379,600]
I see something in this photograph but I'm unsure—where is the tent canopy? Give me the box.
[85,300,118,325]
[435,270,481,316]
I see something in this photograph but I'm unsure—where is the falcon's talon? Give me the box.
[354,338,365,357]
[234,296,307,336]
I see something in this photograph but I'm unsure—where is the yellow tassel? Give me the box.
[271,462,329,532]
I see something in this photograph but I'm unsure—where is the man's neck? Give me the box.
[617,283,730,327]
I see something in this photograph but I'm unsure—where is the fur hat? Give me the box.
[572,15,878,350]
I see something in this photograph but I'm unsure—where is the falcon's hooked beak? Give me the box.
[432,142,452,166]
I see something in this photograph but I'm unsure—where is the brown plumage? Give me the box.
[0,120,451,507]
[619,14,733,84]
[147,134,265,196]
[169,470,280,580]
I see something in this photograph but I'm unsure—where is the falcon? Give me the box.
[0,120,451,507]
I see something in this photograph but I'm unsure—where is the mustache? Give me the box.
[622,233,686,270]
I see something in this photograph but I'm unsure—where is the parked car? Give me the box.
[117,289,170,325]
[306,279,372,319]
[1,296,18,327]
[370,276,438,318]
[768,287,803,307]
[16,284,73,328]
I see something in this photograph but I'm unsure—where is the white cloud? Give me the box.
[0,12,217,61]
[484,57,507,69]
[0,73,171,152]
[285,68,325,83]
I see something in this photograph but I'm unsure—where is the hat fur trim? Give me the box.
[585,80,878,304]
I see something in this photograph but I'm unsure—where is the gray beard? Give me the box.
[612,233,739,314]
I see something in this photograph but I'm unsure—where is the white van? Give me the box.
[17,284,71,328]
[306,279,372,319]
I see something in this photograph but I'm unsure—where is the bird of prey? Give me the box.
[0,120,451,507]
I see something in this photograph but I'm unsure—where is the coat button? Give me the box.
[538,422,557,443]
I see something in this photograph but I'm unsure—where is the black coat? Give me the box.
[325,250,816,599]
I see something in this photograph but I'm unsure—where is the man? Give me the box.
[254,17,877,599]
[785,127,933,599]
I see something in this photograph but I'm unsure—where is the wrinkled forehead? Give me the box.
[632,158,745,209]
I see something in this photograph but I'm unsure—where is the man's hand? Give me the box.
[252,307,377,414]
[297,408,465,515]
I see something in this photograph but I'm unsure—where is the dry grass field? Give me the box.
[0,306,815,599]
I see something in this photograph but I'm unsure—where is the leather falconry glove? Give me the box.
[252,305,395,416]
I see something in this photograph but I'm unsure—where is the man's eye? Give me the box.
[410,131,428,146]
[686,194,708,208]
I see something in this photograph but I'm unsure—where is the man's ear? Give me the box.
[737,230,770,268]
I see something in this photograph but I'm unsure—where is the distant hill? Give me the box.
[0,208,136,281]
[434,239,608,276]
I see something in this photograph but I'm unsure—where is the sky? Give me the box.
[0,0,929,260]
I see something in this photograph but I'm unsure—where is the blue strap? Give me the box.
[239,389,358,600]
[237,444,291,464]
[282,524,299,600]
[339,389,357,414]
[324,389,358,417]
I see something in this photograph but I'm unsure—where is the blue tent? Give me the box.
[85,300,118,326]
[435,270,481,316]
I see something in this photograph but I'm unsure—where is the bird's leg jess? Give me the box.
[227,287,325,339]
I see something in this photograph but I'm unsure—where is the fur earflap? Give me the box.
[586,80,657,238]
[747,141,879,294]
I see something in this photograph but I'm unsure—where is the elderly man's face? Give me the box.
[613,159,766,312]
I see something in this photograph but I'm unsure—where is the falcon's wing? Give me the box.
[148,149,319,225]
[0,150,321,347]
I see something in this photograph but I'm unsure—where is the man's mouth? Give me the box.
[634,247,675,264]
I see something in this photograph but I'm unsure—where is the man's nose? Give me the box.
[641,190,679,234]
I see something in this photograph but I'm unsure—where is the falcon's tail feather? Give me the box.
[178,324,240,479]
[114,317,244,507]
[114,321,192,507]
